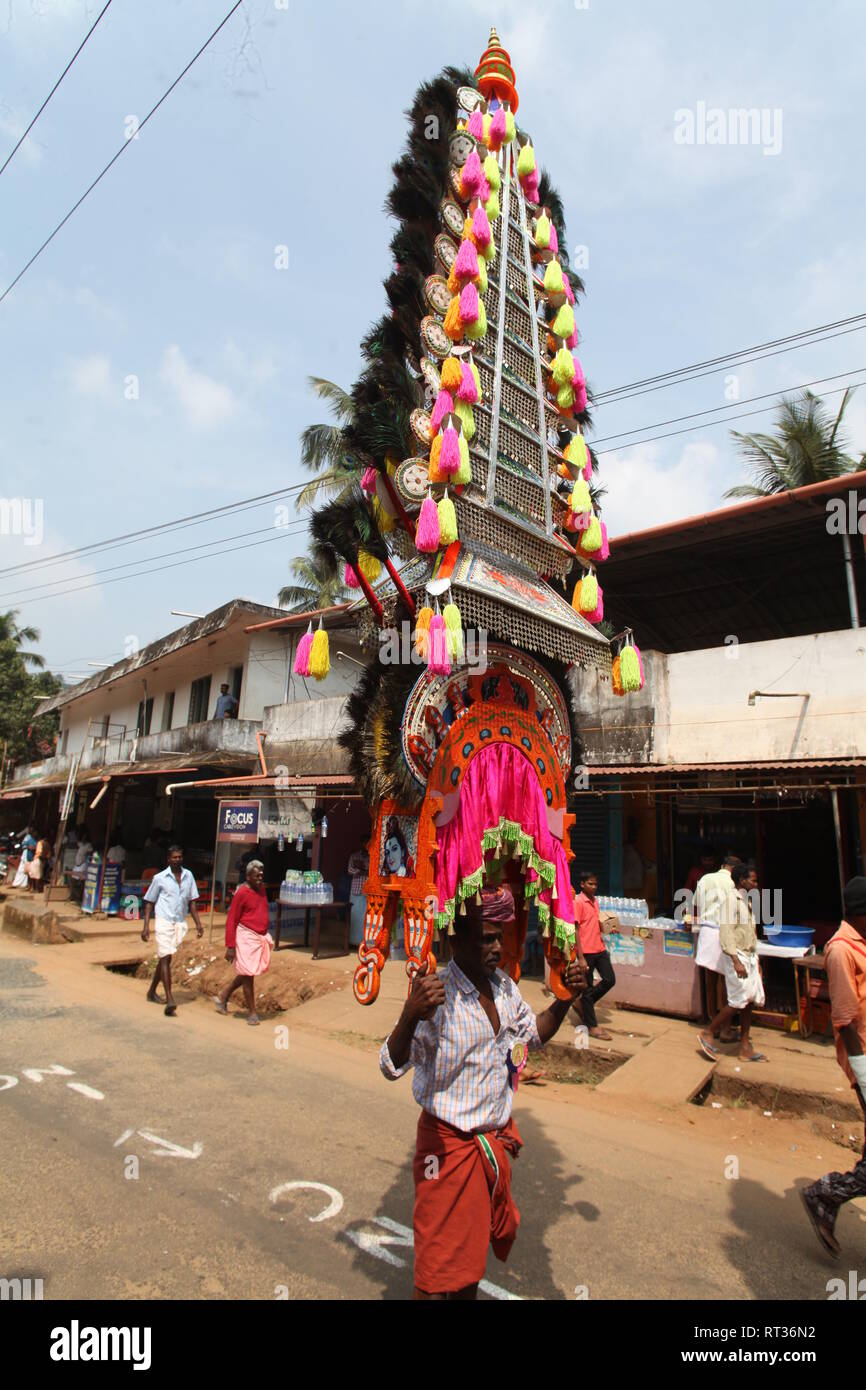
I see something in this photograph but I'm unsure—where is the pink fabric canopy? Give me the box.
[435,742,575,946]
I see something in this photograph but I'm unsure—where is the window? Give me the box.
[136,698,154,736]
[161,691,175,732]
[188,676,212,725]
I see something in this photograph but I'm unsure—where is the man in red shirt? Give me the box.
[574,870,616,1041]
[801,877,866,1256]
[215,860,272,1026]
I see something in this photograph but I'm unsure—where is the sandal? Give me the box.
[800,1189,840,1258]
[214,999,228,1015]
[698,1036,719,1061]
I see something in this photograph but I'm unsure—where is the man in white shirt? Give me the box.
[695,853,740,1041]
[106,835,127,866]
[142,846,202,1016]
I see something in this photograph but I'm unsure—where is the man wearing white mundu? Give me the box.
[141,845,203,1017]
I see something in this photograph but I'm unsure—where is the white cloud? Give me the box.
[602,438,729,537]
[65,354,111,396]
[159,344,238,430]
[0,112,43,167]
[222,337,278,385]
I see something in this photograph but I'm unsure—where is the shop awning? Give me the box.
[165,771,356,795]
[0,787,37,800]
[587,758,866,776]
[78,758,202,785]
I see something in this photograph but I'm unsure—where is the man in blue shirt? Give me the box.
[214,684,238,719]
[142,846,202,1016]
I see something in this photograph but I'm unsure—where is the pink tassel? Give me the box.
[454,237,479,281]
[427,614,451,675]
[524,173,539,203]
[415,493,441,553]
[457,360,478,404]
[635,644,644,683]
[549,223,559,254]
[467,108,484,140]
[567,328,578,350]
[439,428,460,476]
[360,466,378,493]
[293,627,314,677]
[471,206,491,249]
[489,108,506,149]
[575,383,588,413]
[572,511,592,533]
[459,281,479,325]
[598,522,610,562]
[582,451,592,482]
[343,562,361,590]
[430,388,454,436]
[460,150,483,197]
[584,586,604,625]
[563,275,575,306]
[572,357,586,389]
[478,175,490,204]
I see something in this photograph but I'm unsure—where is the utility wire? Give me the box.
[0,0,245,308]
[0,0,114,179]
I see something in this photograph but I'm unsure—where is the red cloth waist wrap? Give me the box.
[412,1110,522,1294]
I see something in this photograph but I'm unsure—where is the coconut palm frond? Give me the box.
[726,389,860,499]
[307,377,354,423]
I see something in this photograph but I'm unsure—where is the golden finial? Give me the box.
[489,25,500,45]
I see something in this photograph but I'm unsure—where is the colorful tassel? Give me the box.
[580,515,602,553]
[483,153,500,192]
[415,492,441,552]
[552,345,575,387]
[578,571,598,613]
[372,496,395,534]
[563,273,575,305]
[469,360,482,402]
[447,261,461,296]
[482,112,492,144]
[427,613,451,675]
[620,644,642,692]
[549,222,559,254]
[437,490,458,545]
[459,281,480,325]
[471,206,492,250]
[479,231,496,264]
[430,387,454,436]
[535,211,551,249]
[414,606,433,659]
[443,295,463,342]
[570,479,592,515]
[524,170,539,200]
[557,383,576,411]
[457,360,478,404]
[467,108,484,140]
[459,149,484,199]
[475,256,488,295]
[503,111,516,144]
[440,426,460,476]
[464,299,488,340]
[454,398,475,440]
[357,550,381,584]
[544,258,565,297]
[293,623,313,676]
[443,601,464,661]
[572,357,586,390]
[611,653,625,697]
[343,562,360,590]
[360,466,378,494]
[454,237,479,281]
[428,431,444,482]
[489,107,506,149]
[552,302,575,339]
[456,432,470,479]
[478,174,490,205]
[309,622,329,681]
[598,521,610,561]
[565,434,588,473]
[440,356,462,392]
[574,382,588,413]
[485,190,500,223]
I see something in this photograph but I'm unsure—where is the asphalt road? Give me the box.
[0,937,863,1302]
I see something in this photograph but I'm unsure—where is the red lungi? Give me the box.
[413,1110,522,1294]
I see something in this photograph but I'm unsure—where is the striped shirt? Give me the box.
[379,961,541,1133]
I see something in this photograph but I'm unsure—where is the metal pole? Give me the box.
[209,804,222,944]
[830,787,847,910]
[515,174,553,535]
[842,532,861,629]
[485,144,510,508]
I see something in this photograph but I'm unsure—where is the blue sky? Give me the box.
[1,0,864,678]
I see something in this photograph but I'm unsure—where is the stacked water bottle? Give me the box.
[279,870,334,906]
[596,896,649,929]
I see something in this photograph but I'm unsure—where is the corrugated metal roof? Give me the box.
[588,758,866,775]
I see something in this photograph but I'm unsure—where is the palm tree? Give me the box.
[724,388,862,499]
[295,378,362,510]
[0,610,45,668]
[278,556,349,612]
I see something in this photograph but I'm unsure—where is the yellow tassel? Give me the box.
[504,111,516,144]
[535,211,551,249]
[443,601,464,660]
[455,434,471,485]
[437,491,458,545]
[475,257,488,295]
[544,258,564,296]
[309,627,329,681]
[372,497,395,534]
[570,479,591,514]
[440,357,462,392]
[470,360,482,402]
[557,383,576,410]
[480,235,496,265]
[462,216,474,241]
[517,143,536,178]
[464,299,487,341]
[443,297,463,341]
[357,550,381,584]
[454,399,475,440]
[579,570,598,612]
[485,190,500,223]
[565,434,588,472]
[552,346,575,387]
[552,302,575,339]
[581,515,602,553]
[483,153,500,191]
[482,113,492,144]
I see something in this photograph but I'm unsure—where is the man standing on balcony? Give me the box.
[214,683,238,719]
[141,846,203,1016]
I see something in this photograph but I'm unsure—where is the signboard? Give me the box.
[81,861,100,914]
[217,800,260,844]
[663,928,696,957]
[606,931,645,968]
[100,863,122,916]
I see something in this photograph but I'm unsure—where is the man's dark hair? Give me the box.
[722,852,741,868]
[730,862,753,889]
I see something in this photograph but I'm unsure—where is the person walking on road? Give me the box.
[801,877,866,1257]
[141,846,203,1016]
[215,860,272,1026]
[573,870,615,1041]
[695,852,741,1041]
[380,884,585,1300]
[698,862,766,1063]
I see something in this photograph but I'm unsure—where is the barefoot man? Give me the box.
[380,884,585,1300]
[801,877,866,1257]
[141,846,203,1016]
[215,859,272,1026]
[699,862,766,1063]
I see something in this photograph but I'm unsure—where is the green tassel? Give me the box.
[581,515,602,552]
[557,382,576,409]
[504,111,516,144]
[535,211,551,248]
[551,302,575,339]
[485,190,500,223]
[620,645,641,691]
[443,601,464,661]
[517,142,536,178]
[579,570,598,612]
[437,491,458,545]
[483,153,501,192]
[544,258,564,297]
[454,399,475,440]
[475,257,488,295]
[552,345,574,386]
[480,236,496,265]
[464,299,487,340]
[456,432,471,482]
[570,479,591,514]
[470,360,482,402]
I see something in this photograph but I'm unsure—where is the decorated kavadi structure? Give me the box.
[297,29,644,1004]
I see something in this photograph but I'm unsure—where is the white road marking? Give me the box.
[136,1130,202,1160]
[0,1076,19,1091]
[269,1181,344,1223]
[348,1216,523,1300]
[114,1128,135,1147]
[22,1065,75,1083]
[66,1083,104,1100]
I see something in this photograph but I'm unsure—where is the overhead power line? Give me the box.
[0,0,245,308]
[0,0,114,179]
